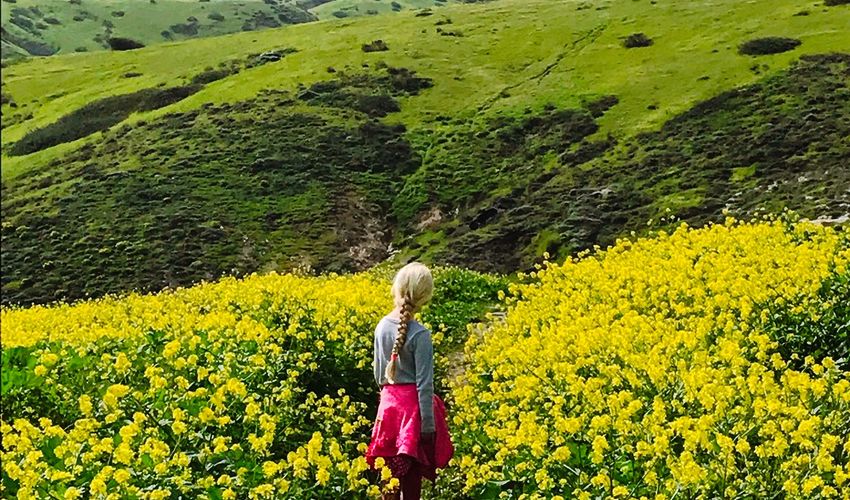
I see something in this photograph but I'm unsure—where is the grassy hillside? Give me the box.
[0,0,456,59]
[311,0,448,19]
[0,0,316,58]
[2,0,850,305]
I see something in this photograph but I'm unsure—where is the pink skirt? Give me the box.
[365,384,453,481]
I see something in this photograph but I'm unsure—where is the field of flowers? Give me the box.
[0,268,506,498]
[2,219,849,499]
[449,219,850,498]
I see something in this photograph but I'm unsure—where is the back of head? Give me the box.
[391,262,434,312]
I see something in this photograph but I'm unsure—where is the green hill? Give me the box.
[0,0,457,59]
[2,0,849,305]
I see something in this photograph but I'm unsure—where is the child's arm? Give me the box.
[373,326,383,386]
[414,329,435,434]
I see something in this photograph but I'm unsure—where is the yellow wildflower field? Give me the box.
[2,220,848,499]
[450,220,850,498]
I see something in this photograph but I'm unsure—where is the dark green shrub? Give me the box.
[191,68,234,85]
[107,37,144,50]
[764,271,850,370]
[170,21,199,36]
[623,32,653,48]
[10,85,201,156]
[421,267,509,350]
[825,0,849,5]
[362,39,389,52]
[738,37,801,55]
[355,94,400,117]
[208,11,225,21]
[584,94,619,117]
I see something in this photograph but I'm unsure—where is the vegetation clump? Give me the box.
[362,39,389,52]
[738,36,801,55]
[9,85,201,156]
[623,32,653,48]
[106,37,145,51]
[190,67,236,84]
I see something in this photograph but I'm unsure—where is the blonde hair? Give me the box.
[385,262,434,383]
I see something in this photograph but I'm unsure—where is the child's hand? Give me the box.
[420,431,436,463]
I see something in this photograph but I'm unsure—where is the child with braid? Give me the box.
[366,263,453,499]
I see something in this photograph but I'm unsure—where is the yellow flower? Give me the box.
[63,487,82,500]
[114,468,131,484]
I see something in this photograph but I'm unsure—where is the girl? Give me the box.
[366,262,452,499]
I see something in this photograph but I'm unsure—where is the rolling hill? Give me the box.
[2,0,849,305]
[0,0,458,59]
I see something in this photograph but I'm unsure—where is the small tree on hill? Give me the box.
[107,37,145,51]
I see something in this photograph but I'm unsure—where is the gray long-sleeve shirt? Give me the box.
[373,316,435,433]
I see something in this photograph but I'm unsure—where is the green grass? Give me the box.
[3,0,847,178]
[311,0,448,19]
[0,0,317,58]
[0,0,462,60]
[1,0,849,305]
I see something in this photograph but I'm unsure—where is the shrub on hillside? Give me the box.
[362,39,389,52]
[584,94,619,117]
[170,21,199,36]
[9,85,201,156]
[623,32,653,48]
[191,67,236,85]
[825,0,849,5]
[106,37,144,51]
[355,94,400,117]
[208,11,225,21]
[738,36,801,55]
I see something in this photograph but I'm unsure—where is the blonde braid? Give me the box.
[385,296,413,384]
